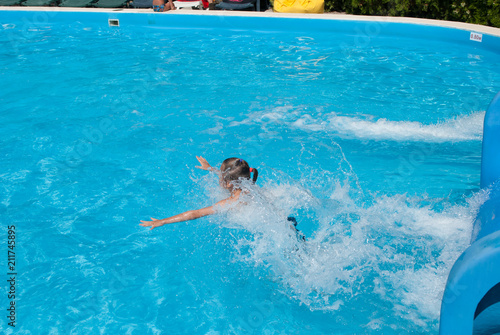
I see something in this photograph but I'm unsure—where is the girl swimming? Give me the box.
[139,156,258,230]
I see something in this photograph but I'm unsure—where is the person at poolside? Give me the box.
[140,156,258,230]
[152,0,175,12]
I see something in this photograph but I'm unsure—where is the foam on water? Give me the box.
[201,164,487,330]
[232,107,485,143]
[294,111,485,142]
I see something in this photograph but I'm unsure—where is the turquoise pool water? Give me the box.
[1,11,500,334]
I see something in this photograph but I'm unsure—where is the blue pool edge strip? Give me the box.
[440,91,500,335]
[0,7,500,36]
[1,8,500,54]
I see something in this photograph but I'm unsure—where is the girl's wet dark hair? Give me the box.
[220,158,258,185]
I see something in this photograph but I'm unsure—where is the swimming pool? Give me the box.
[1,9,500,334]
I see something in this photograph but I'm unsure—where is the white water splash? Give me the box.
[293,111,484,142]
[212,171,486,330]
[232,107,484,143]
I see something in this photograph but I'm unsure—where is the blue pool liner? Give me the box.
[440,91,500,335]
[0,10,499,54]
[480,92,500,190]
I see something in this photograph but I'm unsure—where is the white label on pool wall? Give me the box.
[470,32,483,42]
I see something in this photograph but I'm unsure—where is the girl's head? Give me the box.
[220,158,258,190]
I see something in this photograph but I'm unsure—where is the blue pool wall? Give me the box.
[480,92,500,190]
[1,10,500,54]
[440,92,500,335]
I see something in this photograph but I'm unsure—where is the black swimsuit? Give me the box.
[287,216,306,242]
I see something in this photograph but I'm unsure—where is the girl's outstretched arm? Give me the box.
[140,190,241,230]
[140,206,215,230]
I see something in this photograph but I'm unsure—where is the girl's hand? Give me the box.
[140,218,164,230]
[195,156,212,171]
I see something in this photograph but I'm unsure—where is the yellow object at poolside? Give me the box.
[273,0,324,13]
